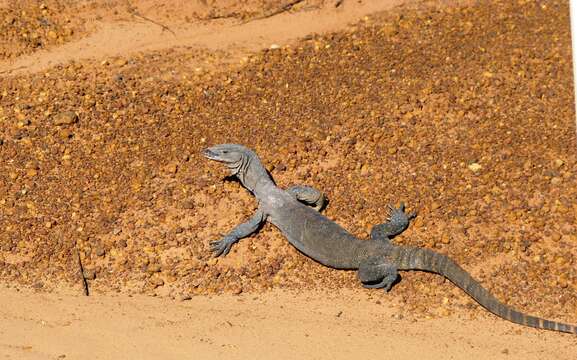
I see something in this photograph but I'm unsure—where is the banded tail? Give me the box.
[391,246,577,334]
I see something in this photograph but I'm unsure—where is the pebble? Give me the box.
[26,168,38,177]
[150,277,164,287]
[179,294,192,301]
[550,177,562,185]
[468,162,482,173]
[95,247,105,257]
[165,162,179,174]
[53,111,78,126]
[147,263,162,273]
[115,58,128,66]
[553,159,564,168]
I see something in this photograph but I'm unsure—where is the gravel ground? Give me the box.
[0,0,87,60]
[0,0,576,322]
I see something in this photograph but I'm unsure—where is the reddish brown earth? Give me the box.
[0,0,576,358]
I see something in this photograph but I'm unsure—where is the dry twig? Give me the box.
[238,0,306,25]
[75,247,89,296]
[125,1,176,36]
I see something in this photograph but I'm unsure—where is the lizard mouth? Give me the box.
[202,148,221,161]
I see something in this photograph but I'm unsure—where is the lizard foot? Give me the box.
[361,274,397,292]
[210,236,237,257]
[358,261,398,292]
[370,202,417,242]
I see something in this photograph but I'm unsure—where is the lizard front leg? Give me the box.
[210,208,266,257]
[370,202,416,244]
[286,185,326,211]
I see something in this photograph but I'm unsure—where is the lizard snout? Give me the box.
[202,147,219,160]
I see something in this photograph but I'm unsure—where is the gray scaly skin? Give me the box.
[202,143,577,334]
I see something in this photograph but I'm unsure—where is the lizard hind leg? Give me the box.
[358,258,399,292]
[370,202,416,243]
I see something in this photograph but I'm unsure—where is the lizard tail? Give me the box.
[392,246,577,334]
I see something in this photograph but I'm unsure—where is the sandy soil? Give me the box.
[1,0,577,358]
[1,286,575,360]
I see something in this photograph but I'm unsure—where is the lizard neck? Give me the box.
[236,154,274,194]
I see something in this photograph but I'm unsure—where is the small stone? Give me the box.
[550,177,562,185]
[165,162,178,174]
[440,234,450,244]
[147,263,162,273]
[553,159,564,168]
[95,247,105,257]
[179,294,192,301]
[468,162,482,173]
[45,221,53,228]
[269,44,280,50]
[53,111,78,126]
[438,308,451,316]
[181,200,195,209]
[151,276,164,287]
[114,58,128,66]
[17,119,31,127]
[117,239,128,248]
[112,228,122,235]
[47,30,58,39]
[388,147,398,155]
[26,168,37,177]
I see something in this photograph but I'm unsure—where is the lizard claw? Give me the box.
[210,236,236,257]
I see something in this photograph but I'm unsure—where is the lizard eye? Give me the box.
[222,150,228,154]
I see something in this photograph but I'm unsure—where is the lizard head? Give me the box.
[202,143,271,192]
[202,143,255,176]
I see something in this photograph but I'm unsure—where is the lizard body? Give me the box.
[203,143,576,334]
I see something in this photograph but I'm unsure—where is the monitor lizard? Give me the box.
[202,143,576,334]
